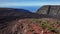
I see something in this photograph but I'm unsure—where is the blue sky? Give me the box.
[0,0,60,12]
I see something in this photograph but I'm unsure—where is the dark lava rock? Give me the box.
[36,5,60,19]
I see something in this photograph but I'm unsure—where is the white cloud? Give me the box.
[0,2,42,7]
[0,2,60,7]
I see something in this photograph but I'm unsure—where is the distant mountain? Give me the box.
[0,8,57,24]
[0,8,31,13]
[0,8,54,18]
[0,8,58,24]
[5,6,40,12]
[36,5,60,19]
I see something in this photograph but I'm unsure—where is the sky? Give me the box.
[0,0,60,12]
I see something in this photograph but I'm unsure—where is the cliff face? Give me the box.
[36,5,60,19]
[37,5,49,14]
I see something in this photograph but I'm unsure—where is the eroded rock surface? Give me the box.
[36,5,60,19]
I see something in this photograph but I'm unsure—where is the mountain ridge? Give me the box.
[36,5,60,19]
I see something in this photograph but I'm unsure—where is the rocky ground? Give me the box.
[17,18,60,34]
[1,18,60,34]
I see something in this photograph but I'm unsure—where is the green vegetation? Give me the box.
[38,20,56,32]
[57,21,60,25]
[31,19,58,33]
[18,19,60,34]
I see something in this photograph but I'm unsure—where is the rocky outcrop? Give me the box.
[37,5,49,14]
[36,5,60,19]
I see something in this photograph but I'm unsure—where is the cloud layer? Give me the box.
[0,0,60,7]
[0,2,60,7]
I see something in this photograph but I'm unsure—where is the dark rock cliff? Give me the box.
[36,5,60,19]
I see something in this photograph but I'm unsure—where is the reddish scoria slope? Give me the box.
[0,18,59,34]
[16,19,59,34]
